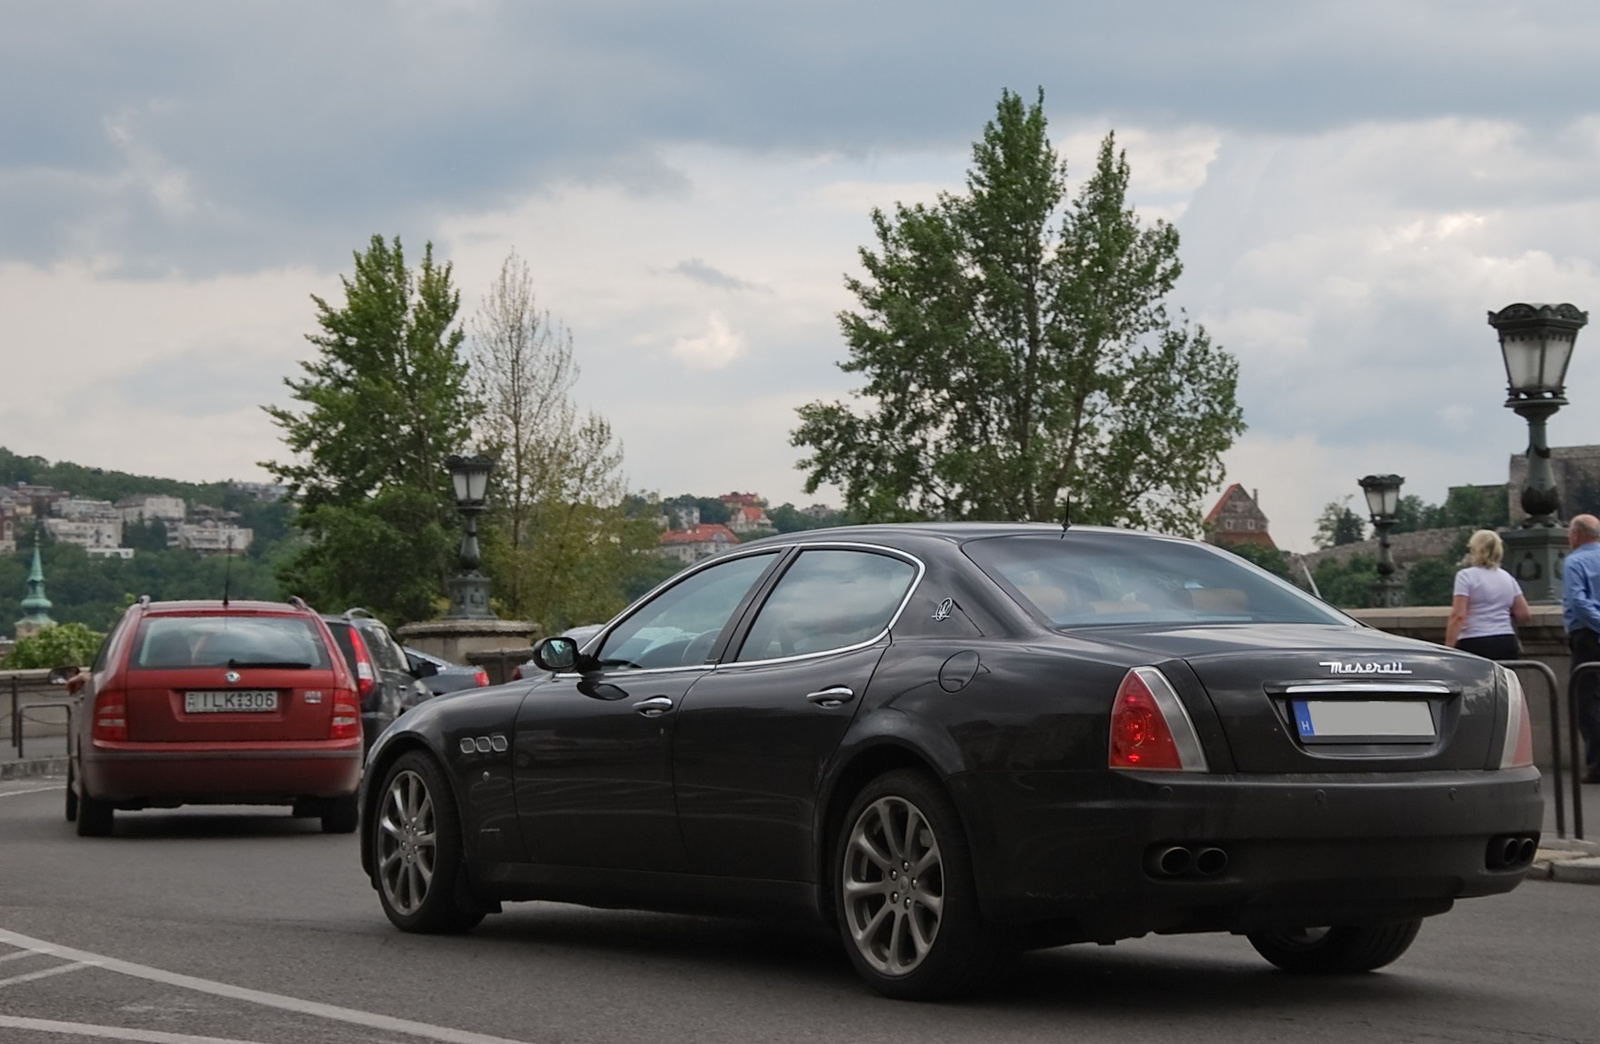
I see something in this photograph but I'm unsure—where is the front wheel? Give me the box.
[1247,920,1423,973]
[834,770,1008,1000]
[372,751,484,933]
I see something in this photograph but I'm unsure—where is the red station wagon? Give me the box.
[59,597,365,836]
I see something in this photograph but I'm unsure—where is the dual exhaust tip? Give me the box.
[1486,834,1538,870]
[1148,844,1229,879]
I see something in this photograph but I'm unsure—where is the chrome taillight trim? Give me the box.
[1129,666,1210,773]
[1497,665,1531,769]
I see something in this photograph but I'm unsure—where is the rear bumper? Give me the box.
[949,767,1545,942]
[82,739,363,806]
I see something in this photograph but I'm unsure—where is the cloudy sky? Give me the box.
[4,1,1599,551]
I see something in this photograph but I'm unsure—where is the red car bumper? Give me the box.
[82,738,363,806]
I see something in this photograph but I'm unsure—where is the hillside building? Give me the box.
[1204,484,1277,550]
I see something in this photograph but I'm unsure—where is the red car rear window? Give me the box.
[131,615,334,670]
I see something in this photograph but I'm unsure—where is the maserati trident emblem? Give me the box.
[932,598,955,621]
[1318,660,1411,676]
[224,670,241,684]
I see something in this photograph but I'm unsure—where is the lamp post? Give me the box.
[444,453,497,620]
[1489,302,1588,602]
[1359,473,1404,608]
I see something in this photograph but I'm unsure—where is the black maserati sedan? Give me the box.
[358,523,1542,1000]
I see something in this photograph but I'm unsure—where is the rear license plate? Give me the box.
[184,690,279,713]
[1292,699,1435,743]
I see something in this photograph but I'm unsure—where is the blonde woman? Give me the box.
[1445,530,1530,660]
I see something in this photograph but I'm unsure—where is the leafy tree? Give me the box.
[4,622,105,669]
[1220,542,1290,578]
[1313,496,1367,548]
[468,251,657,631]
[792,89,1243,533]
[767,503,847,533]
[263,235,476,625]
[1405,558,1458,606]
[1311,554,1379,609]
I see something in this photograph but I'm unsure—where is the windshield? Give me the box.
[964,532,1350,628]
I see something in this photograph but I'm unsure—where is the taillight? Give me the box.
[349,630,376,704]
[510,666,522,681]
[1109,667,1209,772]
[473,669,489,687]
[1497,666,1534,769]
[91,689,128,743]
[330,687,361,741]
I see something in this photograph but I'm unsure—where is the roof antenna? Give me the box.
[222,533,235,607]
[1060,497,1072,537]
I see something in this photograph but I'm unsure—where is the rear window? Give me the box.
[131,615,334,669]
[964,533,1349,628]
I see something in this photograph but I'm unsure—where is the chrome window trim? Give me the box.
[716,542,927,670]
[1282,681,1453,695]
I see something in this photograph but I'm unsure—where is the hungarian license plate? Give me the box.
[184,690,279,713]
[1292,699,1435,743]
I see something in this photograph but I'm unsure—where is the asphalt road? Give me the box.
[1,778,1595,1044]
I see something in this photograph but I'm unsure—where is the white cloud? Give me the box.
[671,313,744,369]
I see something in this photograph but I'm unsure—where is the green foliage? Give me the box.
[766,503,848,533]
[3,622,105,669]
[1313,496,1367,548]
[1404,557,1458,606]
[1220,542,1290,578]
[1311,554,1378,609]
[661,494,730,526]
[792,89,1244,534]
[263,235,476,626]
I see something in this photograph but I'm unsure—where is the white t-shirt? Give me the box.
[1453,565,1521,639]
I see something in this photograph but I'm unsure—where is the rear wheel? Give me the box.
[320,793,360,834]
[372,751,484,933]
[64,760,78,822]
[1247,920,1423,973]
[76,789,113,837]
[835,770,1008,1000]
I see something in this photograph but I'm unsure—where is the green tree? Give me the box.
[468,251,657,631]
[792,90,1243,533]
[1220,542,1290,578]
[1313,496,1367,548]
[4,622,104,668]
[1405,558,1458,606]
[1311,554,1379,609]
[263,235,476,625]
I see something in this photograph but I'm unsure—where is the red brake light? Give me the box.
[1109,667,1209,772]
[348,629,376,701]
[330,687,361,741]
[91,689,128,743]
[473,669,489,687]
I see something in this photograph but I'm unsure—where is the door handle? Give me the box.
[806,686,855,708]
[633,695,674,718]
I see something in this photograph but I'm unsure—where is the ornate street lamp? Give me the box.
[1359,474,1404,608]
[444,453,497,620]
[1489,302,1588,601]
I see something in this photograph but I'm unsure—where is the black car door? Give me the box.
[512,550,782,872]
[672,547,922,881]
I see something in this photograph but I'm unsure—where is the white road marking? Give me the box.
[0,960,94,988]
[0,948,44,963]
[0,785,62,798]
[0,1015,276,1044]
[0,929,536,1044]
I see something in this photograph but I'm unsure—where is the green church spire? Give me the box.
[16,541,56,636]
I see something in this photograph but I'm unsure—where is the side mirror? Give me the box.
[531,636,579,673]
[47,665,81,685]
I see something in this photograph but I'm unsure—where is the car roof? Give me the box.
[736,521,1166,551]
[141,599,315,617]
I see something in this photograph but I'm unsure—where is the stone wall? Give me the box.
[1295,526,1474,580]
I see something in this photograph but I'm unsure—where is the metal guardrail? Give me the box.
[1503,659,1584,840]
[8,675,72,762]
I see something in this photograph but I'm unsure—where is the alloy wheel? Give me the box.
[842,794,945,976]
[377,769,438,916]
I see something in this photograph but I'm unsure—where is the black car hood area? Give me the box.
[1071,622,1502,773]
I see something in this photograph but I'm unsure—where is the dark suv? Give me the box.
[320,608,433,752]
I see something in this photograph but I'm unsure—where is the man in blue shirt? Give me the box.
[1562,513,1600,783]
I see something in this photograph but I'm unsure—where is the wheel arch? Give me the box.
[359,734,463,884]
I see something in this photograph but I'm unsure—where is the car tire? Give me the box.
[320,793,360,834]
[1247,920,1423,973]
[372,751,485,934]
[834,769,1008,1000]
[76,788,113,838]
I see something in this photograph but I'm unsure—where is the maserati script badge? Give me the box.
[1318,660,1411,676]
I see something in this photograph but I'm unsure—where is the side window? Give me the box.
[361,624,407,673]
[735,549,917,662]
[597,552,779,670]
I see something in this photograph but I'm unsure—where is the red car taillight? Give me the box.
[349,630,376,703]
[1497,666,1534,769]
[91,689,128,743]
[1108,667,1209,772]
[473,669,489,687]
[330,687,361,741]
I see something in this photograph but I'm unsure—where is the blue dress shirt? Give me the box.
[1562,541,1600,634]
